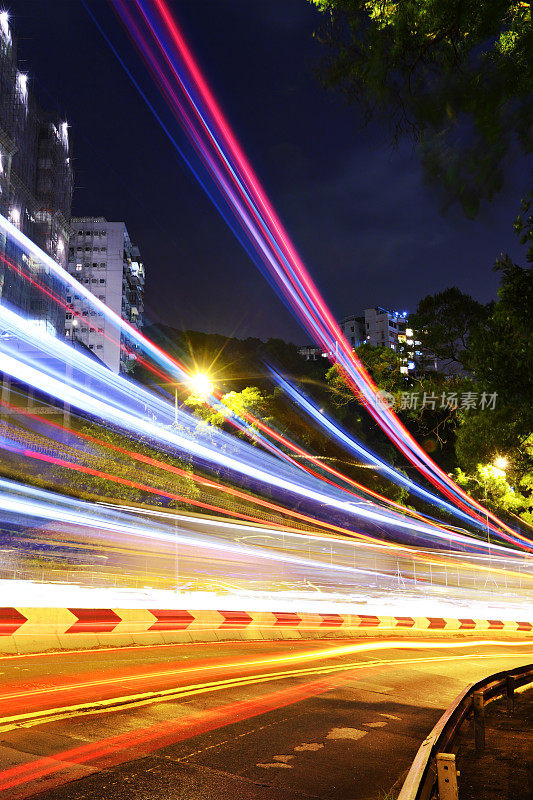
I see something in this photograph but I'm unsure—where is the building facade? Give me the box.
[0,12,73,335]
[299,306,420,374]
[339,314,365,349]
[363,307,408,350]
[65,218,145,373]
[297,344,324,362]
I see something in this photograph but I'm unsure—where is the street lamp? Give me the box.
[188,372,214,398]
[493,456,508,472]
[173,372,214,426]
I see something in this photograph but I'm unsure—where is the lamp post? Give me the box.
[171,371,214,593]
[173,372,214,427]
[483,457,508,557]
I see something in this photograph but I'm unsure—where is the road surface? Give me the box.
[0,637,531,799]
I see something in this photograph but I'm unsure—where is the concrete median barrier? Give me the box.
[0,606,531,655]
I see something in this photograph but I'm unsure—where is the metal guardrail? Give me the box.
[397,662,533,800]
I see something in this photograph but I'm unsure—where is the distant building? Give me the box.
[298,344,324,362]
[0,12,73,335]
[300,307,421,372]
[65,218,145,373]
[339,314,365,349]
[363,307,408,350]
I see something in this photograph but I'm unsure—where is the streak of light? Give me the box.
[0,208,524,547]
[0,333,492,550]
[0,648,531,793]
[0,478,385,580]
[102,0,527,547]
[4,399,497,559]
[2,637,532,707]
[1,224,463,525]
[4,397,527,585]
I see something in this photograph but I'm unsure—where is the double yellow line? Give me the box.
[1,648,531,734]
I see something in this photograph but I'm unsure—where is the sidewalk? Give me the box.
[457,688,532,800]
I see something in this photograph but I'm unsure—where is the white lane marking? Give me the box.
[364,721,387,728]
[294,743,324,752]
[257,762,293,769]
[273,755,294,763]
[326,727,367,741]
[379,713,401,720]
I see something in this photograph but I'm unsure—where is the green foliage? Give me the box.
[455,458,533,522]
[410,287,488,370]
[310,0,532,214]
[185,385,275,437]
[326,344,473,475]
[455,406,530,473]
[327,343,407,401]
[452,201,533,522]
[10,422,199,507]
[468,266,533,408]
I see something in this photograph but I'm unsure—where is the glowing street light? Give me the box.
[173,372,214,426]
[493,456,508,472]
[188,372,213,398]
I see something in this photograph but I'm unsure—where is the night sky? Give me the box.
[8,0,531,342]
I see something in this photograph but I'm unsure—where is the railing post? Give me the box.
[506,675,515,715]
[436,753,459,800]
[473,691,485,751]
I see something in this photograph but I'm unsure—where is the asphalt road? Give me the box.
[0,637,532,799]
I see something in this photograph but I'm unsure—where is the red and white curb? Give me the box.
[1,607,532,640]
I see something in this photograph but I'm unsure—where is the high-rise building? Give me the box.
[65,218,145,373]
[0,12,73,335]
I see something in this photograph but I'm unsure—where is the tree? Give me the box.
[455,457,533,524]
[453,198,533,522]
[327,343,407,402]
[468,200,533,406]
[410,287,488,371]
[310,0,533,215]
[184,385,275,437]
